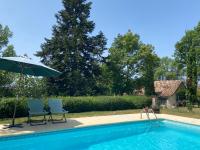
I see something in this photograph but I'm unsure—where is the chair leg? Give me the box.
[63,113,67,122]
[27,115,30,124]
[49,114,53,122]
[48,115,51,121]
[44,115,47,124]
[30,116,33,126]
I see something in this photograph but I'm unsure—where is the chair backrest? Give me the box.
[27,99,44,113]
[48,99,63,113]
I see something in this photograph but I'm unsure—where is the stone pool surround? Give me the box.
[0,113,200,137]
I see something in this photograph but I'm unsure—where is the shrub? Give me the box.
[176,89,186,101]
[0,96,151,118]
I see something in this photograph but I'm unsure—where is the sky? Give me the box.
[0,0,200,60]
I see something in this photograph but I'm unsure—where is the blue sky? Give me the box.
[0,0,200,60]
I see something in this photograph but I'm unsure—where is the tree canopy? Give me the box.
[36,0,107,96]
[138,44,159,95]
[0,44,17,97]
[154,57,185,80]
[108,31,140,94]
[175,22,200,107]
[107,30,159,96]
[0,24,12,52]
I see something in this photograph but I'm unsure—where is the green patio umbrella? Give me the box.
[0,57,61,127]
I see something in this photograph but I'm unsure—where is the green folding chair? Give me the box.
[48,99,68,123]
[27,99,48,125]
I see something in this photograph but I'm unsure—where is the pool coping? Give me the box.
[1,117,200,141]
[0,113,200,138]
[0,119,162,140]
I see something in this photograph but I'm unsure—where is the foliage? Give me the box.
[175,22,200,108]
[138,44,159,95]
[0,97,27,118]
[197,88,200,97]
[0,96,151,118]
[2,45,16,57]
[36,0,107,96]
[62,96,151,112]
[0,24,12,52]
[15,77,47,98]
[108,30,140,95]
[154,57,185,80]
[94,64,113,95]
[108,30,159,96]
[0,43,17,97]
[176,89,186,101]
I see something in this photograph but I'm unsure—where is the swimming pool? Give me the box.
[0,119,200,150]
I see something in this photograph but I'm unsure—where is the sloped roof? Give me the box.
[154,80,184,97]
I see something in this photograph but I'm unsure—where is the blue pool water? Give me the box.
[1,119,200,150]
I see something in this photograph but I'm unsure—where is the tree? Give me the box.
[2,45,16,57]
[36,0,107,96]
[108,30,159,96]
[138,44,159,96]
[0,45,17,97]
[175,22,200,109]
[154,57,185,80]
[108,30,140,95]
[14,77,47,98]
[95,63,113,95]
[0,24,15,97]
[0,24,12,53]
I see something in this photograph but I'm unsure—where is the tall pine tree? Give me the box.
[36,0,106,96]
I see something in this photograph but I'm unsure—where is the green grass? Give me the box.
[161,107,200,119]
[2,107,200,125]
[0,109,141,124]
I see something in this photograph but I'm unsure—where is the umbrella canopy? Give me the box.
[0,57,61,127]
[0,57,61,77]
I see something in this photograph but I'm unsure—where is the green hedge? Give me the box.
[0,96,151,118]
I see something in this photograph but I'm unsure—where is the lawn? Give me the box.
[161,107,200,119]
[1,107,200,124]
[0,109,141,124]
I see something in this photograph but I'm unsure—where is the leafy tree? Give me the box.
[175,22,200,108]
[108,30,159,96]
[154,57,185,80]
[0,24,12,52]
[94,63,113,95]
[15,77,47,98]
[2,45,16,57]
[36,0,107,96]
[138,44,159,96]
[0,24,15,97]
[0,45,17,97]
[108,30,140,95]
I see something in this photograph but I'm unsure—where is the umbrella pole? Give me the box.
[9,68,24,128]
[11,95,18,126]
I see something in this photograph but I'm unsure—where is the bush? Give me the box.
[176,89,186,101]
[0,96,151,118]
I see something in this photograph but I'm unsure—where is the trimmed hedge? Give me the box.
[0,96,151,118]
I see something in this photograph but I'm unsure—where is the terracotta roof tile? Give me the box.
[154,80,183,97]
